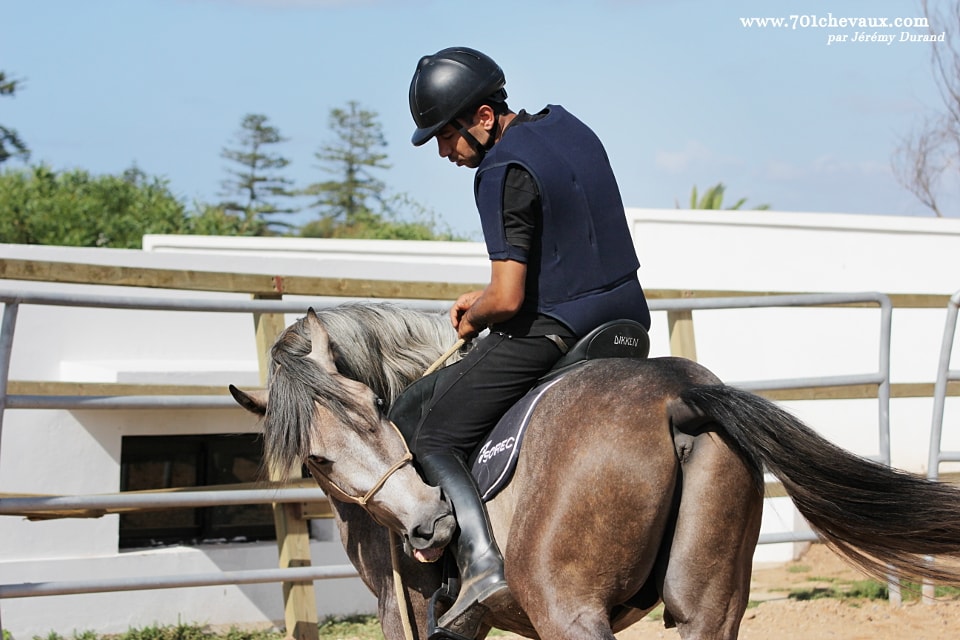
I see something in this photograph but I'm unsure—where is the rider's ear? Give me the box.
[476,104,496,132]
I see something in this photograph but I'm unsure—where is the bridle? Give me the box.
[308,339,466,508]
[304,417,420,640]
[305,420,413,509]
[306,341,465,640]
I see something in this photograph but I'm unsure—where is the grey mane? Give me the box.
[314,303,458,405]
[262,302,457,473]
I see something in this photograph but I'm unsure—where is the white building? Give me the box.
[1,209,958,637]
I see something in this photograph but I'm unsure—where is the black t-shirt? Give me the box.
[490,110,575,340]
[501,109,544,252]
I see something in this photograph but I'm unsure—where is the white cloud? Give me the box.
[763,160,805,181]
[198,0,383,8]
[654,140,741,174]
[810,154,889,177]
[764,155,891,183]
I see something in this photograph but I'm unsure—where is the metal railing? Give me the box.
[0,289,893,614]
[926,290,960,481]
[0,291,371,622]
[922,290,960,603]
[651,292,893,545]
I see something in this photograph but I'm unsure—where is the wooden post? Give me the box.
[270,481,320,640]
[254,298,320,640]
[667,309,698,361]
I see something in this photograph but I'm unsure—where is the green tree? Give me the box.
[184,202,254,236]
[302,101,460,240]
[300,191,462,240]
[220,113,297,235]
[681,183,770,210]
[0,165,189,247]
[303,101,390,237]
[0,71,30,165]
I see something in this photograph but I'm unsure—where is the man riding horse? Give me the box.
[406,46,652,638]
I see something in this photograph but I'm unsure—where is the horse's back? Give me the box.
[486,357,761,638]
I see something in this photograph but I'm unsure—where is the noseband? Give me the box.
[306,421,414,508]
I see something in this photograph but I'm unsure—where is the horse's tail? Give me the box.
[676,384,960,585]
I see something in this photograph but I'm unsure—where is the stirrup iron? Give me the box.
[427,582,475,640]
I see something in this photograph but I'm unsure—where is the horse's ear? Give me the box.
[304,308,338,375]
[229,384,268,415]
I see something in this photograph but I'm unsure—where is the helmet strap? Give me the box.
[454,113,501,162]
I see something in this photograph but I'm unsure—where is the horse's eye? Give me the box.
[307,454,332,467]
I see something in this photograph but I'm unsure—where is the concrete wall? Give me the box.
[1,208,959,636]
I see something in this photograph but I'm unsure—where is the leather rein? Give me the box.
[309,341,465,640]
[307,340,464,508]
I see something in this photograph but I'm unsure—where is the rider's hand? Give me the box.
[450,291,483,338]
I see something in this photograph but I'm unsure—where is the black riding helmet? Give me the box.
[409,47,508,148]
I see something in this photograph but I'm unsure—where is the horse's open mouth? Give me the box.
[413,546,444,563]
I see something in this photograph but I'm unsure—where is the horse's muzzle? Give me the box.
[408,511,457,562]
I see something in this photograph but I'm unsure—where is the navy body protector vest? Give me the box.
[474,105,650,334]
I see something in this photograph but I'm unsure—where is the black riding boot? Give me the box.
[419,453,510,639]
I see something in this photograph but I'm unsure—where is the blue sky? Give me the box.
[2,0,955,237]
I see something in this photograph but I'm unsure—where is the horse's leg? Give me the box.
[375,552,447,640]
[659,426,763,640]
[492,374,680,640]
[331,503,443,640]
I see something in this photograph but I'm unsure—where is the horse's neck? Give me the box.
[329,499,442,625]
[326,501,394,589]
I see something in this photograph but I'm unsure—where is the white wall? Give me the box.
[1,209,959,636]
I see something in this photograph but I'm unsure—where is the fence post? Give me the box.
[254,299,320,640]
[667,309,698,361]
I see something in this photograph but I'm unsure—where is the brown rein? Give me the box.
[317,338,465,506]
[308,340,466,640]
[314,338,465,507]
[311,340,465,507]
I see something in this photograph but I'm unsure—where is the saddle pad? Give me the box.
[470,375,565,501]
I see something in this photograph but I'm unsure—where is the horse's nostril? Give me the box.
[411,521,435,543]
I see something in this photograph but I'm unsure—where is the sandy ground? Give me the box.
[614,544,960,640]
[493,544,960,640]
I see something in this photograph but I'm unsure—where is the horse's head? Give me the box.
[230,308,455,559]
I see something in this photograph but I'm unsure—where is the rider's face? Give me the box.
[435,105,496,169]
[435,122,482,169]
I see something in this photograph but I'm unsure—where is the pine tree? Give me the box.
[0,71,30,165]
[303,101,391,237]
[219,113,296,235]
